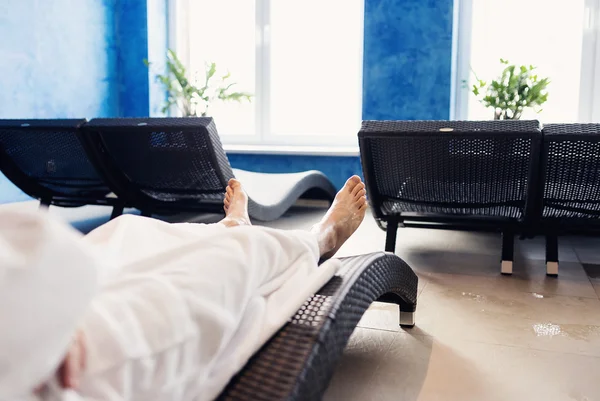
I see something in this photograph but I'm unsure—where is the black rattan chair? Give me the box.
[0,119,123,216]
[81,118,337,221]
[218,252,418,401]
[540,123,600,275]
[359,120,542,274]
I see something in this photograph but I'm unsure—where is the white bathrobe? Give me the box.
[0,212,338,401]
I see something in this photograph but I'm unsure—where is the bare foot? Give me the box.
[220,179,251,228]
[311,175,367,259]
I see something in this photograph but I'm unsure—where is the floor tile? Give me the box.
[582,263,600,279]
[449,231,579,262]
[514,235,579,262]
[323,328,397,401]
[573,237,600,265]
[401,250,597,299]
[591,279,600,299]
[416,284,600,356]
[359,282,600,357]
[327,329,600,401]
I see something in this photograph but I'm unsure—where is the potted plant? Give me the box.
[468,59,550,120]
[145,49,252,117]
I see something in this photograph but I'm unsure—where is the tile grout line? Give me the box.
[345,326,399,391]
[572,243,599,299]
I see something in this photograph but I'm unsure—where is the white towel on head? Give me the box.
[0,210,98,400]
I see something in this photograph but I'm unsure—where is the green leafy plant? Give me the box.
[144,49,252,117]
[468,59,550,120]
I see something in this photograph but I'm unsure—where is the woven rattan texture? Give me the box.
[0,121,109,197]
[364,127,536,218]
[542,124,600,219]
[360,120,541,134]
[544,123,600,136]
[84,117,218,128]
[88,118,234,202]
[219,253,418,401]
[0,119,88,129]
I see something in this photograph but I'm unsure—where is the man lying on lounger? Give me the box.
[0,176,367,401]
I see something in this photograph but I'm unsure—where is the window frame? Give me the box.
[169,0,365,147]
[452,0,600,122]
[579,0,600,122]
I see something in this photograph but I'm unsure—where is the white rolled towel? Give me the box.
[0,211,98,400]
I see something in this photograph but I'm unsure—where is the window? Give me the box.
[182,0,364,146]
[454,0,600,122]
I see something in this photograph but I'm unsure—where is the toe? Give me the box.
[344,175,362,190]
[351,182,365,196]
[228,179,242,189]
[354,188,366,199]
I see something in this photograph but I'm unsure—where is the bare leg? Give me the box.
[220,179,252,228]
[310,175,367,259]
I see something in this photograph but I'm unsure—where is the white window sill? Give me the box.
[223,144,360,157]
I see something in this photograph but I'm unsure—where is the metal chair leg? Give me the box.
[501,231,514,275]
[399,298,416,328]
[399,310,416,328]
[110,203,125,220]
[385,219,399,253]
[39,198,51,210]
[546,235,559,276]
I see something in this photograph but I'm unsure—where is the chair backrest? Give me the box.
[359,120,542,223]
[81,117,235,212]
[541,123,600,222]
[0,119,110,204]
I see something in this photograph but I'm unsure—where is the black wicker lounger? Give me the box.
[81,118,337,221]
[0,119,122,215]
[218,252,418,401]
[359,120,542,275]
[540,123,600,276]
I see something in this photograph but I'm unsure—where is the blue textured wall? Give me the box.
[114,0,168,117]
[0,0,168,203]
[0,0,120,203]
[116,1,150,117]
[0,0,119,119]
[362,0,454,120]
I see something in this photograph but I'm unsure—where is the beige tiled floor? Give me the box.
[5,202,600,400]
[261,206,600,401]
